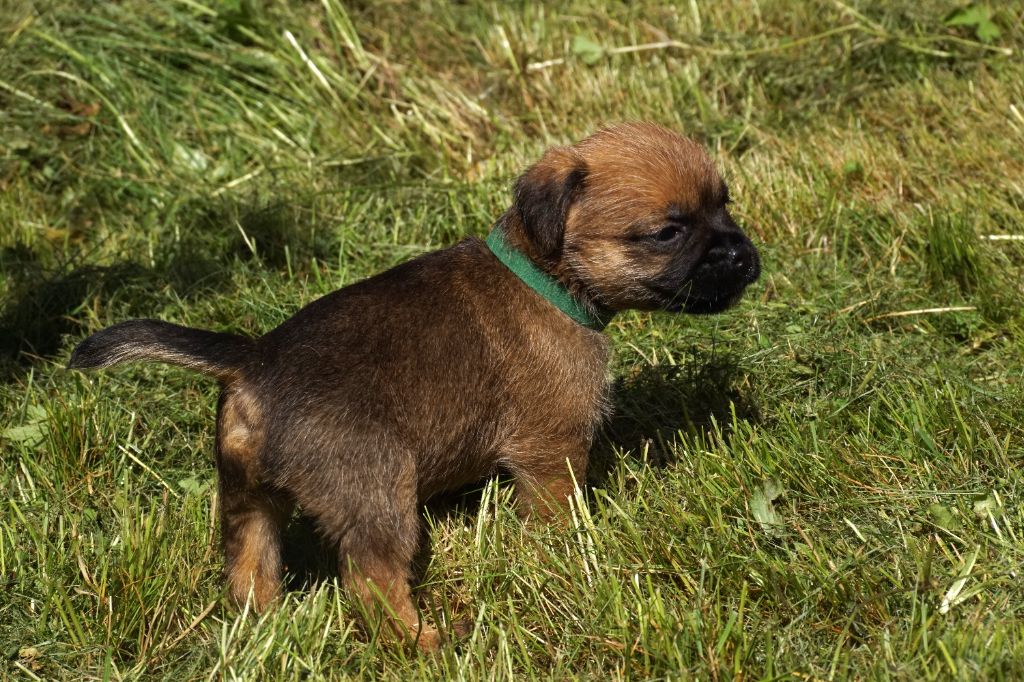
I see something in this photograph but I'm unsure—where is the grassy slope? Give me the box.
[2,0,1023,679]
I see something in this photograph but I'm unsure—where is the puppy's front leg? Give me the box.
[510,443,588,522]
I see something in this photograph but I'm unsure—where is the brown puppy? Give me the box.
[68,122,760,650]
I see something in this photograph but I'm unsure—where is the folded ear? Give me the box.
[512,146,587,260]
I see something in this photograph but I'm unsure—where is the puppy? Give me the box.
[68,122,760,650]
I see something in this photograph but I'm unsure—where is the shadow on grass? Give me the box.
[590,351,761,486]
[0,251,226,382]
[278,348,761,594]
[0,198,333,381]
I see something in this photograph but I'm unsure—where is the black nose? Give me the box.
[738,242,760,283]
[706,232,760,283]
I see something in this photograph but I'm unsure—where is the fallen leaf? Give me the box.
[18,646,40,660]
[972,495,1001,518]
[927,502,960,532]
[4,405,48,446]
[751,479,786,537]
[945,5,1001,43]
[572,35,605,66]
[178,475,211,495]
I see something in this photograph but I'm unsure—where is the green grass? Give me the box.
[2,0,1023,679]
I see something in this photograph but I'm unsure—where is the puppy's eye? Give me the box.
[654,225,683,242]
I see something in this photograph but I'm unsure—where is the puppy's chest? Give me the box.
[417,333,609,498]
[500,329,611,432]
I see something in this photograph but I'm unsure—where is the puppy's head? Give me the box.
[504,122,760,315]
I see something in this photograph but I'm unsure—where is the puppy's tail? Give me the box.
[68,319,255,382]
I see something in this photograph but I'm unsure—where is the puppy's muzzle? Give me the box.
[681,230,760,314]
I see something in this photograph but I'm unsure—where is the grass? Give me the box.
[1,0,1023,679]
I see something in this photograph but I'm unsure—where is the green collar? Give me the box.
[485,228,614,331]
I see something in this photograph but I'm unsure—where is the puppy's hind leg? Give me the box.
[220,485,293,610]
[216,389,293,611]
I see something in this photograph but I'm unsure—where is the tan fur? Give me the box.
[215,387,289,611]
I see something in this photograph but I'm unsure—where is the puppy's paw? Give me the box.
[413,625,444,653]
[450,617,473,640]
[412,618,472,652]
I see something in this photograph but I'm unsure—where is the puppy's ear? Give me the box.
[513,146,587,260]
